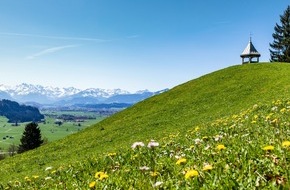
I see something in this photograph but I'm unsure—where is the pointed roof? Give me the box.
[240,38,261,58]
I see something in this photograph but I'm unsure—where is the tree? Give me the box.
[18,122,43,153]
[269,5,290,62]
[8,144,18,157]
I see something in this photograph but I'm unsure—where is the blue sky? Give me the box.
[0,1,288,92]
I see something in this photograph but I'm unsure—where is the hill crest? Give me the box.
[1,63,290,185]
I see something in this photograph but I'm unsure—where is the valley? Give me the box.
[0,110,105,152]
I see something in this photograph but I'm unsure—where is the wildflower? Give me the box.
[131,142,145,149]
[99,173,109,180]
[32,175,39,179]
[89,181,96,189]
[282,141,290,148]
[271,106,278,111]
[139,166,150,171]
[147,140,159,148]
[262,145,274,151]
[107,152,116,157]
[280,108,287,113]
[266,113,274,120]
[204,145,210,150]
[150,171,159,177]
[176,158,187,165]
[271,118,278,124]
[216,144,226,150]
[45,166,53,171]
[45,177,52,180]
[153,181,163,187]
[24,176,31,182]
[190,145,194,149]
[14,181,21,186]
[95,172,105,179]
[185,170,199,179]
[214,135,223,141]
[202,164,213,171]
[194,138,202,144]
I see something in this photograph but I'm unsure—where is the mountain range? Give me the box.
[0,83,167,106]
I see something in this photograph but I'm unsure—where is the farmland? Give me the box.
[0,111,105,152]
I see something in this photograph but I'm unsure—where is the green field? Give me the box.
[0,111,104,151]
[1,63,290,189]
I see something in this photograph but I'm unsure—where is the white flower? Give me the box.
[45,177,52,180]
[153,181,163,187]
[194,138,202,144]
[175,155,181,159]
[139,166,150,171]
[147,140,159,148]
[45,166,53,171]
[204,145,210,150]
[131,142,145,149]
[214,135,223,141]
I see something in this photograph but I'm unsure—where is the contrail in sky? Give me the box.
[0,32,108,42]
[26,45,78,59]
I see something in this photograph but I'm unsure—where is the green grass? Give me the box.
[1,63,290,188]
[0,112,104,150]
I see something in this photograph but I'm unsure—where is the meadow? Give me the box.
[1,63,290,189]
[0,111,104,151]
[2,99,290,189]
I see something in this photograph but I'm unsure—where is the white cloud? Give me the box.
[26,45,78,59]
[0,32,108,42]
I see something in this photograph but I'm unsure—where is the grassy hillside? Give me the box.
[1,63,290,188]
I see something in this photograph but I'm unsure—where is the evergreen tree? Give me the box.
[269,5,290,62]
[18,122,43,153]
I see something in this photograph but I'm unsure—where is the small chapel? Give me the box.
[240,37,261,64]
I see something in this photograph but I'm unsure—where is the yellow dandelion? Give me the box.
[99,173,109,180]
[216,144,226,150]
[24,176,31,182]
[202,164,213,171]
[176,158,187,165]
[150,171,159,177]
[262,145,274,151]
[89,181,96,188]
[280,108,287,113]
[185,170,199,179]
[107,152,116,157]
[282,141,290,148]
[32,175,39,179]
[95,171,105,179]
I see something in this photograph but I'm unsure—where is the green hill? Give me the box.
[1,63,290,189]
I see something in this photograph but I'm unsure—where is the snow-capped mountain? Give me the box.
[0,83,166,105]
